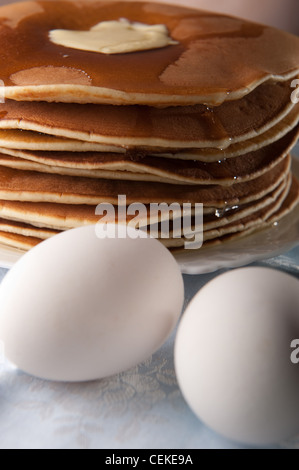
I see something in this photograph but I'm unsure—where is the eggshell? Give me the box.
[175,267,299,446]
[0,225,184,382]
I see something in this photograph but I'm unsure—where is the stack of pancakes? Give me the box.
[0,0,298,252]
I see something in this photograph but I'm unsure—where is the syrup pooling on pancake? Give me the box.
[1,1,299,105]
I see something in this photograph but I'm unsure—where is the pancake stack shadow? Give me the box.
[0,0,298,252]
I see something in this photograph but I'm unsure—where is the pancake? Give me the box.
[0,218,59,240]
[0,175,287,235]
[0,155,190,185]
[0,130,124,152]
[0,154,290,206]
[0,79,296,150]
[149,176,289,238]
[0,231,40,250]
[264,174,299,225]
[160,176,299,248]
[2,1,299,106]
[0,199,218,232]
[156,106,299,161]
[204,174,299,242]
[0,103,298,154]
[202,175,299,248]
[202,179,290,232]
[167,177,290,237]
[0,200,119,231]
[1,176,297,253]
[0,125,297,186]
[0,175,289,240]
[199,179,290,241]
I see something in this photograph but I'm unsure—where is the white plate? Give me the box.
[0,158,298,274]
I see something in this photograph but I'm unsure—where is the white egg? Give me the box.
[0,224,184,382]
[175,267,299,446]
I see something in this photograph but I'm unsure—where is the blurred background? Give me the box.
[152,0,299,34]
[0,0,298,34]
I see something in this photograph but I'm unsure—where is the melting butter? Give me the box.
[49,19,178,55]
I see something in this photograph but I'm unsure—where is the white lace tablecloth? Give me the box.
[0,245,299,450]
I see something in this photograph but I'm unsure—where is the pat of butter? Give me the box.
[49,19,178,55]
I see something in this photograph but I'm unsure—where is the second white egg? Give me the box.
[175,267,299,446]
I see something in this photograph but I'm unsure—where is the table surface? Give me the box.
[0,145,299,450]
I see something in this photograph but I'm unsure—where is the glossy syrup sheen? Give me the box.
[0,1,298,99]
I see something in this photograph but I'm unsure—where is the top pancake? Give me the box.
[1,0,299,106]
